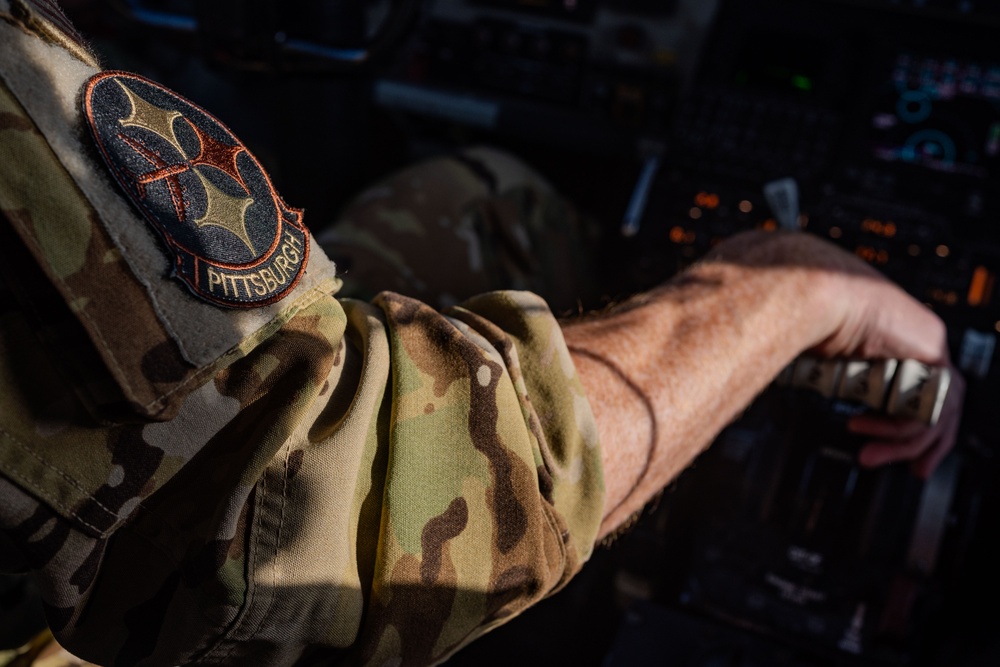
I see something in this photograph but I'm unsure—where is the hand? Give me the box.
[779,233,965,478]
[570,230,965,536]
[848,364,965,478]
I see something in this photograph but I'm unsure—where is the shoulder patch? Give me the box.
[82,71,309,308]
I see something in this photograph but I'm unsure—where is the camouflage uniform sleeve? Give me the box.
[0,3,605,665]
[353,291,603,665]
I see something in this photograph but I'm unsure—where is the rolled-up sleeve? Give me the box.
[352,290,604,665]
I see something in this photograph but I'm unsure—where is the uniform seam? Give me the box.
[0,287,335,545]
[250,441,290,643]
[211,476,267,662]
[0,429,108,534]
[12,203,333,413]
[538,492,568,589]
[210,440,290,660]
[136,282,338,412]
[272,441,292,630]
[0,466,104,535]
[4,169,146,410]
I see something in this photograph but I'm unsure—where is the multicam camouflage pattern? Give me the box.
[0,2,604,665]
[319,147,600,315]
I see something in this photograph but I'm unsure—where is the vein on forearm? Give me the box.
[565,345,658,522]
[565,240,835,537]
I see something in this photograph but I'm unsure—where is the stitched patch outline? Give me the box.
[82,71,309,308]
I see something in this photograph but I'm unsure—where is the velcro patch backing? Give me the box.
[83,71,309,308]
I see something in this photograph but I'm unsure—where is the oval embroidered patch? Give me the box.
[82,71,309,308]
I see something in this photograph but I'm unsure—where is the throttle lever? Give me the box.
[776,357,951,426]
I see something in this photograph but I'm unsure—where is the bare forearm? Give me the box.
[565,231,948,538]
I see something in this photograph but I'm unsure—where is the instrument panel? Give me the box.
[391,1,1000,666]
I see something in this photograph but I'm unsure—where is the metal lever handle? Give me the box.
[777,357,951,426]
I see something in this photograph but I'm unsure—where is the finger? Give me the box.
[858,428,939,468]
[847,415,929,440]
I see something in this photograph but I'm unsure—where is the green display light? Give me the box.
[792,75,813,91]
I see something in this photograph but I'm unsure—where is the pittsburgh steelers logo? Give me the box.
[82,71,309,308]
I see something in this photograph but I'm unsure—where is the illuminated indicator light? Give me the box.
[856,246,889,265]
[669,226,686,243]
[762,219,777,231]
[694,192,720,210]
[968,266,994,307]
[792,75,813,92]
[908,244,921,256]
[738,200,753,213]
[930,288,958,305]
[861,218,897,238]
[829,226,843,239]
[936,245,950,258]
[689,207,703,220]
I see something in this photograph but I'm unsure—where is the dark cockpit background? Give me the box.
[44,1,1000,665]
